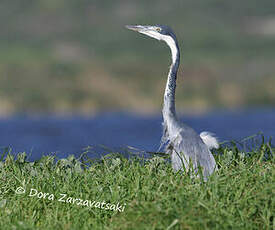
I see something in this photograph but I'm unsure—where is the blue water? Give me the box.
[0,108,274,160]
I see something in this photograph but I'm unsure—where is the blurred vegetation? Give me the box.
[0,0,275,115]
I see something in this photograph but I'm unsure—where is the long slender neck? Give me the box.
[162,36,180,123]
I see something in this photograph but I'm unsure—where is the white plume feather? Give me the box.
[200,132,219,150]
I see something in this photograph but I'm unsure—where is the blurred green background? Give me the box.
[0,0,275,115]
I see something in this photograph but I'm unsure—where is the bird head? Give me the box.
[125,24,177,43]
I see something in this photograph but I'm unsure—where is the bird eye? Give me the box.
[156,27,161,32]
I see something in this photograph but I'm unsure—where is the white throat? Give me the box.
[162,35,178,64]
[140,31,178,64]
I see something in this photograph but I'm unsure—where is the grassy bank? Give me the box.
[0,140,274,229]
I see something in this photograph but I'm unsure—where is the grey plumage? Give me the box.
[126,24,219,179]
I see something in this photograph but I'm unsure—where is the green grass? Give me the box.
[0,139,274,230]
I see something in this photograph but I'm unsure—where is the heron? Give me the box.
[126,24,219,179]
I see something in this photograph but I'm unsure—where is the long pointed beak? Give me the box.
[125,25,149,33]
[125,25,161,41]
